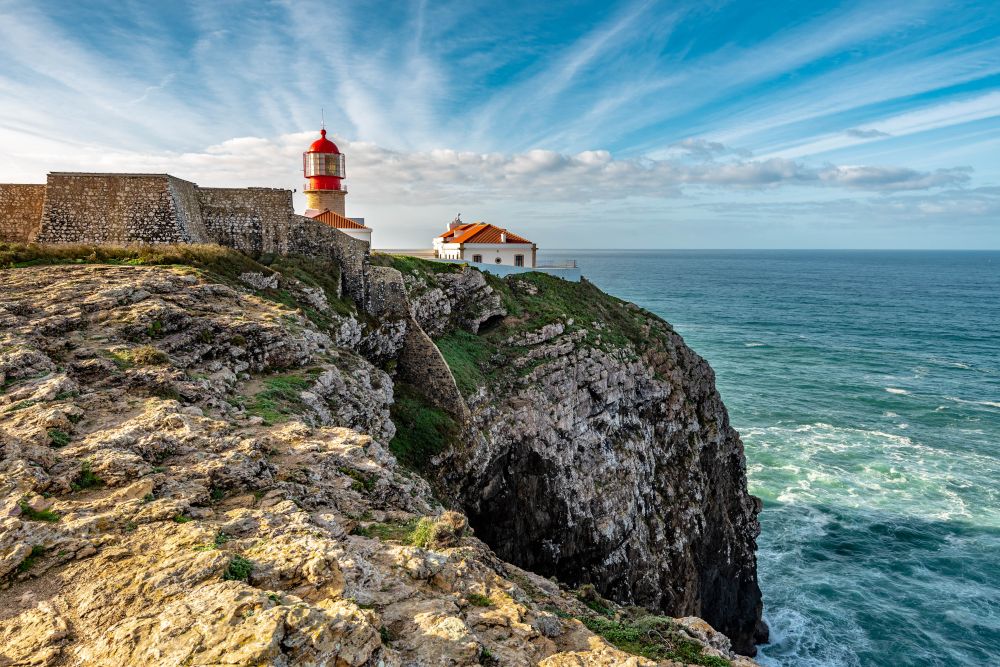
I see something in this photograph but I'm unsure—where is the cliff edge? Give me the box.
[381,256,766,655]
[0,243,763,665]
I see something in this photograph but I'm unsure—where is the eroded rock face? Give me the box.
[410,275,766,655]
[0,264,755,667]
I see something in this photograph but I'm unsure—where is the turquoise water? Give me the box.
[541,250,1000,666]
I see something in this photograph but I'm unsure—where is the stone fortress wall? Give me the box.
[0,171,464,421]
[0,172,371,302]
[36,173,211,245]
[0,183,46,243]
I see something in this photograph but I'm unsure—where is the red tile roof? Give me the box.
[437,222,532,245]
[308,209,369,230]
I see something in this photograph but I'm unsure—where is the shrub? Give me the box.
[466,593,493,607]
[18,499,59,523]
[47,428,71,447]
[223,555,253,582]
[579,614,730,666]
[71,461,104,491]
[129,345,168,365]
[408,517,435,548]
[338,466,377,493]
[17,545,47,573]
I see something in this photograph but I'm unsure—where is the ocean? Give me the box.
[539,250,1000,666]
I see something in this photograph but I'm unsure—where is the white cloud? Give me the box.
[0,128,970,205]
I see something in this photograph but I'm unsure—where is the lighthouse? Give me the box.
[301,128,372,244]
[303,128,346,216]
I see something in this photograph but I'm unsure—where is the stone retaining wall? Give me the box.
[0,184,45,243]
[36,173,210,245]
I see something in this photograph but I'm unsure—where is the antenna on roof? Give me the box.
[321,108,326,131]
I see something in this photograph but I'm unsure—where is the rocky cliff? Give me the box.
[0,243,762,665]
[387,258,766,656]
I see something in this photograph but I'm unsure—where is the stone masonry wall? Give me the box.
[168,176,211,243]
[198,187,293,256]
[37,173,210,244]
[0,184,45,243]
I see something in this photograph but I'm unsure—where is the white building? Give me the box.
[433,215,536,268]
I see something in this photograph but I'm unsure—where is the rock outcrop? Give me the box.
[1,252,757,666]
[391,264,766,655]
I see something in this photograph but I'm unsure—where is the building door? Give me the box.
[515,254,524,267]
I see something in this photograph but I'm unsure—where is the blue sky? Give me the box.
[1,0,998,248]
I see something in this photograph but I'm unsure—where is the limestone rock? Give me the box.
[0,262,758,667]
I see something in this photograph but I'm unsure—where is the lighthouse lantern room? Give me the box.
[303,129,347,216]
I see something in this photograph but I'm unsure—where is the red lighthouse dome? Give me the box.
[308,129,340,154]
[303,128,345,193]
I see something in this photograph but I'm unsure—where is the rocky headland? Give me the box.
[0,243,764,666]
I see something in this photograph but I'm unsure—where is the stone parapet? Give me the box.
[0,183,45,243]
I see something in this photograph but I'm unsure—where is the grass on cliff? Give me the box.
[351,516,435,547]
[370,252,463,276]
[236,370,321,425]
[0,243,356,322]
[388,382,461,469]
[433,330,491,394]
[380,254,676,396]
[579,614,730,666]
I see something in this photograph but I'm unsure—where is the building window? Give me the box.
[515,254,524,267]
[472,254,482,263]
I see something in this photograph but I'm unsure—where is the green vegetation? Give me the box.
[466,593,493,607]
[238,370,321,425]
[478,646,498,665]
[0,242,262,275]
[370,252,462,277]
[47,428,71,447]
[381,254,675,399]
[17,545,47,573]
[173,514,192,524]
[408,517,435,548]
[338,466,377,493]
[18,499,60,523]
[146,320,164,338]
[434,330,490,394]
[268,255,353,316]
[209,486,226,502]
[388,383,461,469]
[223,555,254,582]
[579,615,730,666]
[71,461,104,492]
[4,399,39,412]
[128,344,169,365]
[0,243,357,324]
[192,531,229,552]
[352,516,435,547]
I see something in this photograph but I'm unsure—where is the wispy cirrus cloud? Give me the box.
[0,0,998,248]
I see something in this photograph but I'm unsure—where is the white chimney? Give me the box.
[500,231,507,243]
